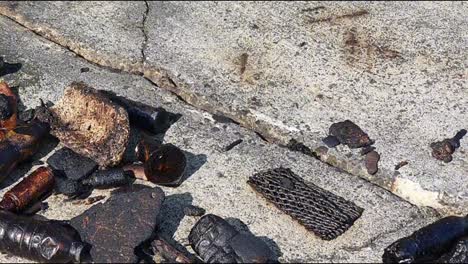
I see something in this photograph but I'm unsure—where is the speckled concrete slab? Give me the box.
[0,1,465,214]
[0,15,438,263]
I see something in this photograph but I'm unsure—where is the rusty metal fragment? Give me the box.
[0,166,55,213]
[365,150,380,175]
[383,216,468,263]
[328,120,373,148]
[36,82,130,167]
[189,214,277,263]
[0,210,90,263]
[0,119,49,183]
[430,129,467,163]
[248,167,363,240]
[70,185,165,263]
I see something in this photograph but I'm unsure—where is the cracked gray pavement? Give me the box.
[0,1,466,263]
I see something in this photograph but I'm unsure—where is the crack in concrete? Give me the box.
[0,13,448,214]
[141,1,149,65]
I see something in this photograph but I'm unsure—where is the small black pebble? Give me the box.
[184,205,206,217]
[322,135,340,148]
[80,67,90,73]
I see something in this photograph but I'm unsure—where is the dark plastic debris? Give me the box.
[437,237,468,263]
[365,150,380,175]
[189,214,277,263]
[248,167,363,240]
[383,216,468,263]
[0,210,90,263]
[328,120,372,148]
[81,168,136,189]
[70,185,165,263]
[430,129,467,163]
[322,135,340,148]
[184,205,206,217]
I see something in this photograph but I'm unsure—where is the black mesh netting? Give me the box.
[247,167,364,240]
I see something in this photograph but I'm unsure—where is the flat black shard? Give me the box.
[248,167,363,240]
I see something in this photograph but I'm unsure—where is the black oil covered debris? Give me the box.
[248,167,363,240]
[81,168,136,189]
[286,139,316,157]
[189,214,277,263]
[430,129,467,163]
[0,94,13,120]
[47,147,98,181]
[184,205,206,217]
[328,120,373,148]
[0,210,90,263]
[322,135,340,148]
[383,216,468,263]
[70,185,165,263]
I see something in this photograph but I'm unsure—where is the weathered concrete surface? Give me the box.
[0,1,145,73]
[0,15,439,263]
[0,1,465,214]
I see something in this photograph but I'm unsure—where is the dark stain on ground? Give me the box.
[301,6,326,13]
[239,53,249,75]
[224,139,243,152]
[394,161,409,170]
[308,9,369,24]
[212,113,240,125]
[344,28,402,70]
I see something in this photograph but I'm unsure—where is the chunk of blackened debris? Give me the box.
[247,167,363,240]
[18,108,35,123]
[80,67,90,73]
[36,82,130,167]
[54,173,91,197]
[47,147,98,181]
[189,214,277,263]
[437,237,468,263]
[184,205,206,217]
[0,166,55,213]
[0,210,90,263]
[224,139,243,152]
[395,161,409,171]
[81,168,136,189]
[99,90,182,135]
[430,129,467,163]
[70,185,165,263]
[329,120,372,148]
[322,135,341,148]
[365,150,380,175]
[286,139,316,157]
[382,216,468,263]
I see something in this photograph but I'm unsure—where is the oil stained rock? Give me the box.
[36,82,130,167]
[47,148,98,181]
[70,185,165,263]
[248,167,363,240]
[430,129,467,163]
[328,120,372,148]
